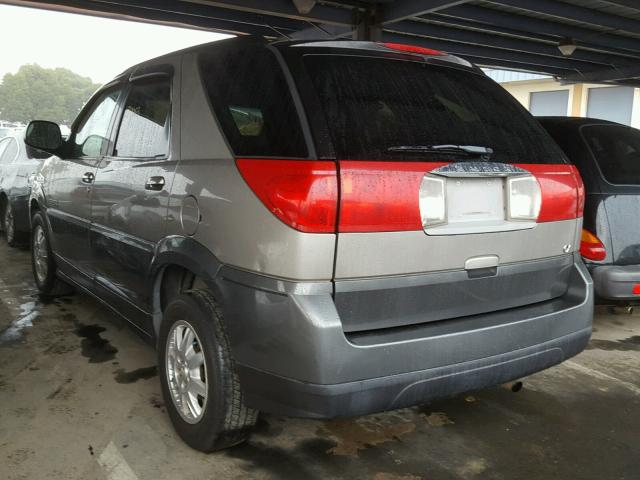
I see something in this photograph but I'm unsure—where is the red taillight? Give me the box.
[380,42,444,56]
[572,165,585,217]
[236,159,338,233]
[633,284,640,295]
[339,161,447,232]
[519,164,581,222]
[580,229,606,261]
[237,159,583,234]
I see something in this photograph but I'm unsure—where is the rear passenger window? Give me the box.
[115,80,171,158]
[198,45,307,158]
[583,125,640,185]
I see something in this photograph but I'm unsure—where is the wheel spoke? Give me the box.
[188,379,206,398]
[179,327,194,354]
[186,351,204,370]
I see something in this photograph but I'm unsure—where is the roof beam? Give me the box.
[380,0,471,25]
[424,13,640,60]
[441,5,640,53]
[181,0,354,26]
[489,0,640,34]
[388,20,632,67]
[5,0,284,35]
[561,65,640,83]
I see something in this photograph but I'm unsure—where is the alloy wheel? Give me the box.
[166,320,208,424]
[33,225,49,284]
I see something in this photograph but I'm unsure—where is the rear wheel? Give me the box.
[158,289,258,452]
[31,212,70,296]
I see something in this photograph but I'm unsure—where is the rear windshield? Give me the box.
[583,124,640,185]
[303,55,567,164]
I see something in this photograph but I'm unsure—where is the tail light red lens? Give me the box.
[580,229,606,261]
[339,161,447,232]
[237,160,583,234]
[380,42,445,56]
[521,164,582,222]
[236,159,337,233]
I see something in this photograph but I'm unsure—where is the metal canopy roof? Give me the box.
[6,0,640,85]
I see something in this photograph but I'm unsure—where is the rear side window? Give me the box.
[303,55,567,164]
[115,80,171,158]
[198,45,307,158]
[583,125,640,185]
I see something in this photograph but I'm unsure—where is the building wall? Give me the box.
[488,74,640,129]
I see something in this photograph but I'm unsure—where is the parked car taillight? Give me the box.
[236,159,338,233]
[580,229,606,261]
[238,160,583,234]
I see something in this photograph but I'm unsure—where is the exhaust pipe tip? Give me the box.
[502,381,523,393]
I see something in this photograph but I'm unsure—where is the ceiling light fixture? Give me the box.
[558,38,577,57]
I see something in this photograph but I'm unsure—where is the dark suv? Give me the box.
[26,38,592,451]
[540,116,640,302]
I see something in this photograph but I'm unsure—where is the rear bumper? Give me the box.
[590,264,640,300]
[216,257,593,418]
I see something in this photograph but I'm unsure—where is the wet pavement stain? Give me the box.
[74,324,118,363]
[227,437,340,480]
[322,418,416,456]
[422,412,455,427]
[587,335,640,352]
[114,366,157,384]
[46,378,73,400]
[0,297,41,343]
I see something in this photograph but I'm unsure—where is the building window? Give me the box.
[529,90,569,117]
[587,86,634,126]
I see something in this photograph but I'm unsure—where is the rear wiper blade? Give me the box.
[387,144,494,157]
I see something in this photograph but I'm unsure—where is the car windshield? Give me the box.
[302,55,568,164]
[583,124,640,185]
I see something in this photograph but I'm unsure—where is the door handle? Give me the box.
[82,172,95,184]
[145,176,165,191]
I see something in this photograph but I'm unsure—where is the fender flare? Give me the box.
[147,235,224,334]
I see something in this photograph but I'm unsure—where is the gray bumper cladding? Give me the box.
[591,264,640,300]
[217,258,593,419]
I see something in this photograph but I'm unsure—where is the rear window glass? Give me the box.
[303,55,567,164]
[199,45,307,158]
[583,124,640,184]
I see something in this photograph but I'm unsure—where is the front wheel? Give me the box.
[158,289,258,452]
[4,202,25,248]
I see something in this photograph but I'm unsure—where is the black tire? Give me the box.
[30,211,71,296]
[158,289,258,452]
[4,202,27,248]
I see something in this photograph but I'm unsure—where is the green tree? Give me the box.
[0,64,100,125]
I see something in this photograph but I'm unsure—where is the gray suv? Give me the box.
[26,38,593,451]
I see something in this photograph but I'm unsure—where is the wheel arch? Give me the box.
[149,236,223,338]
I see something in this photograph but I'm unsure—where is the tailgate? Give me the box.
[297,49,583,332]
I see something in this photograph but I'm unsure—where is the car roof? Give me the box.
[115,36,476,82]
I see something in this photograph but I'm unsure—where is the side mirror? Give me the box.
[25,120,62,151]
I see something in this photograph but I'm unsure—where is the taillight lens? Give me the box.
[236,159,338,233]
[380,42,445,56]
[507,176,542,221]
[580,229,606,261]
[339,161,447,232]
